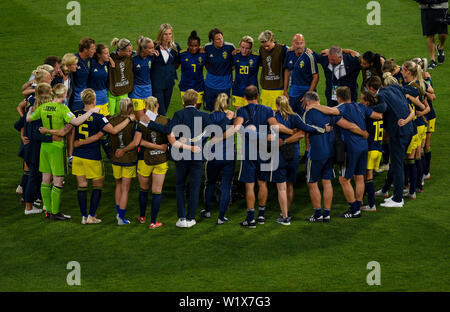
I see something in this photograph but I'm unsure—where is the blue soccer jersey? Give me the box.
[73,111,109,160]
[205,42,235,90]
[178,49,206,92]
[303,109,335,160]
[284,50,318,97]
[73,54,92,103]
[87,59,109,105]
[366,115,383,152]
[129,54,154,99]
[232,51,260,97]
[403,84,426,127]
[424,77,436,120]
[336,102,372,152]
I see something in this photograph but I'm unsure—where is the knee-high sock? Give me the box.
[407,159,416,194]
[51,185,62,214]
[77,187,88,217]
[424,148,431,175]
[150,193,162,224]
[365,180,375,207]
[41,183,52,212]
[416,158,423,190]
[89,188,102,217]
[139,189,149,217]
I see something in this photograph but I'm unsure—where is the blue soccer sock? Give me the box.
[424,149,431,175]
[365,180,375,207]
[416,158,423,191]
[407,159,416,194]
[139,189,149,217]
[247,209,255,222]
[323,208,330,218]
[77,187,88,217]
[258,206,266,217]
[349,201,358,214]
[150,193,162,224]
[314,208,322,218]
[89,188,102,217]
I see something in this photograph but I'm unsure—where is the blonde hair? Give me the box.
[119,97,133,114]
[155,23,177,50]
[137,36,154,54]
[81,88,96,105]
[144,96,158,112]
[403,61,426,96]
[382,58,399,74]
[51,83,68,99]
[111,37,131,51]
[182,89,198,107]
[240,35,254,47]
[34,83,53,109]
[382,72,399,86]
[258,30,274,43]
[32,68,51,83]
[61,53,78,75]
[214,93,229,112]
[276,95,295,120]
[37,64,54,75]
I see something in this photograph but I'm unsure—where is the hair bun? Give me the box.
[382,72,392,79]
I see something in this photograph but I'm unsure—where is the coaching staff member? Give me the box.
[419,0,448,68]
[312,46,361,107]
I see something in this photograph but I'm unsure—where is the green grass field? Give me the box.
[0,0,449,292]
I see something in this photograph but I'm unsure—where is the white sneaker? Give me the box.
[375,189,389,198]
[116,214,130,225]
[423,173,431,180]
[24,207,43,215]
[81,216,88,225]
[33,199,42,207]
[186,219,197,228]
[375,164,389,173]
[176,218,187,228]
[16,185,23,195]
[361,205,376,212]
[380,198,404,207]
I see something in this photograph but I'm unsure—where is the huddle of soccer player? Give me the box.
[14,25,438,229]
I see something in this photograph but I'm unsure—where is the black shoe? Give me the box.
[240,219,256,228]
[322,215,331,223]
[437,46,445,64]
[50,212,69,221]
[428,60,437,70]
[200,209,211,218]
[257,216,265,224]
[306,214,323,222]
[339,210,361,219]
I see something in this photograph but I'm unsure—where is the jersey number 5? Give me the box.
[373,120,383,141]
[79,124,89,141]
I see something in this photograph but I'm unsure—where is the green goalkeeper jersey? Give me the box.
[30,102,75,148]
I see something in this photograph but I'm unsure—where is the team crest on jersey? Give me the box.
[249,59,254,67]
[94,69,98,72]
[300,61,305,68]
[198,57,203,64]
[185,58,189,62]
[136,64,141,68]
[148,61,152,68]
[222,52,228,59]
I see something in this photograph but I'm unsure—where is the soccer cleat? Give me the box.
[276,216,291,225]
[423,173,431,180]
[340,210,361,218]
[186,219,196,228]
[322,215,331,223]
[279,213,292,222]
[217,217,229,225]
[50,212,69,221]
[68,156,73,169]
[375,189,389,198]
[116,214,130,225]
[176,218,187,228]
[404,192,416,199]
[24,207,43,215]
[81,216,88,225]
[87,215,102,224]
[61,212,71,219]
[137,216,146,224]
[428,60,437,69]
[16,184,23,195]
[257,216,265,224]
[306,215,323,222]
[200,209,211,218]
[240,219,256,228]
[437,45,445,64]
[361,205,377,212]
[380,198,404,207]
[149,222,163,229]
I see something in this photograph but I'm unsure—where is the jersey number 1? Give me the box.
[373,120,383,141]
